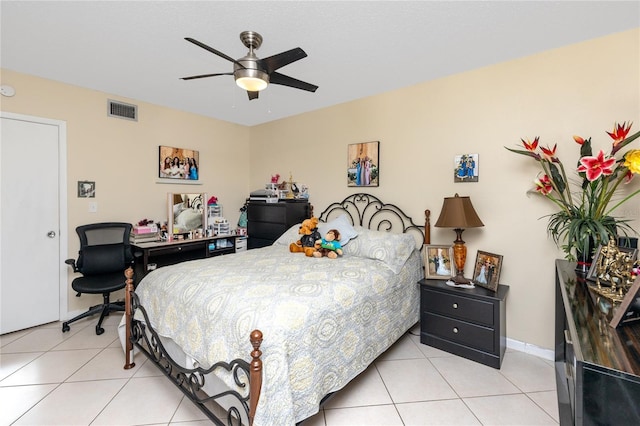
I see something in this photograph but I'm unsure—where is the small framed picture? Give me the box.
[423,245,455,279]
[77,181,95,198]
[587,243,638,286]
[454,153,479,183]
[472,250,503,291]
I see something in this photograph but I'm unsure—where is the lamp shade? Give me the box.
[435,194,484,229]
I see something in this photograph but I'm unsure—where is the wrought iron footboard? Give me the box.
[123,268,263,426]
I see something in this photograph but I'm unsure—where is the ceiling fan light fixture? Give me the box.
[235,68,269,92]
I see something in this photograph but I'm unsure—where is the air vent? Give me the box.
[107,99,137,121]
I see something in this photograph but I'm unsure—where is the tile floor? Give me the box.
[0,314,559,425]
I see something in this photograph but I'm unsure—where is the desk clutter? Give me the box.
[130,222,160,243]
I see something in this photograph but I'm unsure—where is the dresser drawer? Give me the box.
[422,288,494,327]
[247,204,286,223]
[248,221,288,240]
[147,241,204,257]
[423,312,495,353]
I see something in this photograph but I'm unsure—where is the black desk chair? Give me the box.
[63,222,134,335]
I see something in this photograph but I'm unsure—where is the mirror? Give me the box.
[167,192,207,238]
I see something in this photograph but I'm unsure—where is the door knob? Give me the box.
[47,231,56,238]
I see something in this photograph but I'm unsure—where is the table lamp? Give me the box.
[435,194,484,284]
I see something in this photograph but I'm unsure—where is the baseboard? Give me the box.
[507,338,554,361]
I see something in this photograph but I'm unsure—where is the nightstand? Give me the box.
[419,279,509,369]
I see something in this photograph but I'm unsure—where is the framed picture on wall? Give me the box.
[347,141,379,187]
[454,153,479,182]
[159,145,200,182]
[77,181,95,198]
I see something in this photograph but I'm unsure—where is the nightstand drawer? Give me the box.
[422,289,494,327]
[423,312,495,353]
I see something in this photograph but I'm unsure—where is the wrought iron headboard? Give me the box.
[317,193,430,247]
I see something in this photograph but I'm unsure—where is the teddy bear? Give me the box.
[313,229,343,259]
[289,217,321,257]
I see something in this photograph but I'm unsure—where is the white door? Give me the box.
[1,114,66,334]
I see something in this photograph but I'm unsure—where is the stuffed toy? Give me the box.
[313,229,343,259]
[290,217,321,257]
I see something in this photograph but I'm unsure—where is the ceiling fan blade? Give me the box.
[184,37,245,69]
[247,91,259,100]
[261,48,307,73]
[269,72,318,92]
[180,72,233,81]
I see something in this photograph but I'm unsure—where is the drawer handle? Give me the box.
[452,303,458,309]
[178,247,182,251]
[453,327,459,334]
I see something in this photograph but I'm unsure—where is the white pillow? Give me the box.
[318,214,358,246]
[343,227,416,274]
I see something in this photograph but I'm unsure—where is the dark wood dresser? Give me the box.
[246,199,310,249]
[555,260,640,425]
[419,279,509,369]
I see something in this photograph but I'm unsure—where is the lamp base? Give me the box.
[451,273,473,285]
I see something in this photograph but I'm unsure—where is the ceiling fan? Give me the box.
[181,31,318,100]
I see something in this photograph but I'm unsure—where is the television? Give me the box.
[159,145,199,181]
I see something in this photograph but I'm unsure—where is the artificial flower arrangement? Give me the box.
[506,121,640,261]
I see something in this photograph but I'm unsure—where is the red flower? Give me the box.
[573,135,585,145]
[607,121,632,144]
[521,137,539,152]
[534,174,553,195]
[576,150,616,181]
[540,144,558,161]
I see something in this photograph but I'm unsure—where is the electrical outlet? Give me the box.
[88,201,98,213]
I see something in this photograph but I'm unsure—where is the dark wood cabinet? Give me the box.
[419,279,509,369]
[555,260,640,425]
[246,200,310,249]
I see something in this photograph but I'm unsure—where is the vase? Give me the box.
[575,238,596,275]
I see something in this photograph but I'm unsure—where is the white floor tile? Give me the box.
[325,364,392,409]
[0,349,100,386]
[499,350,556,392]
[92,376,184,425]
[0,327,78,354]
[527,390,560,423]
[13,379,127,425]
[464,393,558,425]
[52,324,119,351]
[429,356,520,398]
[0,383,57,425]
[0,351,42,381]
[66,347,143,381]
[410,333,456,358]
[377,333,426,361]
[376,358,457,403]
[396,399,481,425]
[171,396,210,422]
[324,404,403,426]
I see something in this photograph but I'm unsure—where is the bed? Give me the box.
[121,193,431,425]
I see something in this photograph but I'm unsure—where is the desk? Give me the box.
[133,235,238,277]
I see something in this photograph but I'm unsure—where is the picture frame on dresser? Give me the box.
[472,250,502,291]
[423,244,455,279]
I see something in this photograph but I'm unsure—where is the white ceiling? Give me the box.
[1,1,639,127]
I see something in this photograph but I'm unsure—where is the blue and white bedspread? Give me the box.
[133,243,422,425]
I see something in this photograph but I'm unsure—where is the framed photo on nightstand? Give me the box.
[423,245,455,279]
[472,250,503,291]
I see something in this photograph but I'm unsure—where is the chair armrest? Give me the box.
[65,258,78,272]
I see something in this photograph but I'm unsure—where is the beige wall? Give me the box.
[1,28,638,349]
[249,28,640,350]
[0,69,250,314]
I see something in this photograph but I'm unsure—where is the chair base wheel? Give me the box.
[62,323,70,333]
[96,326,104,335]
